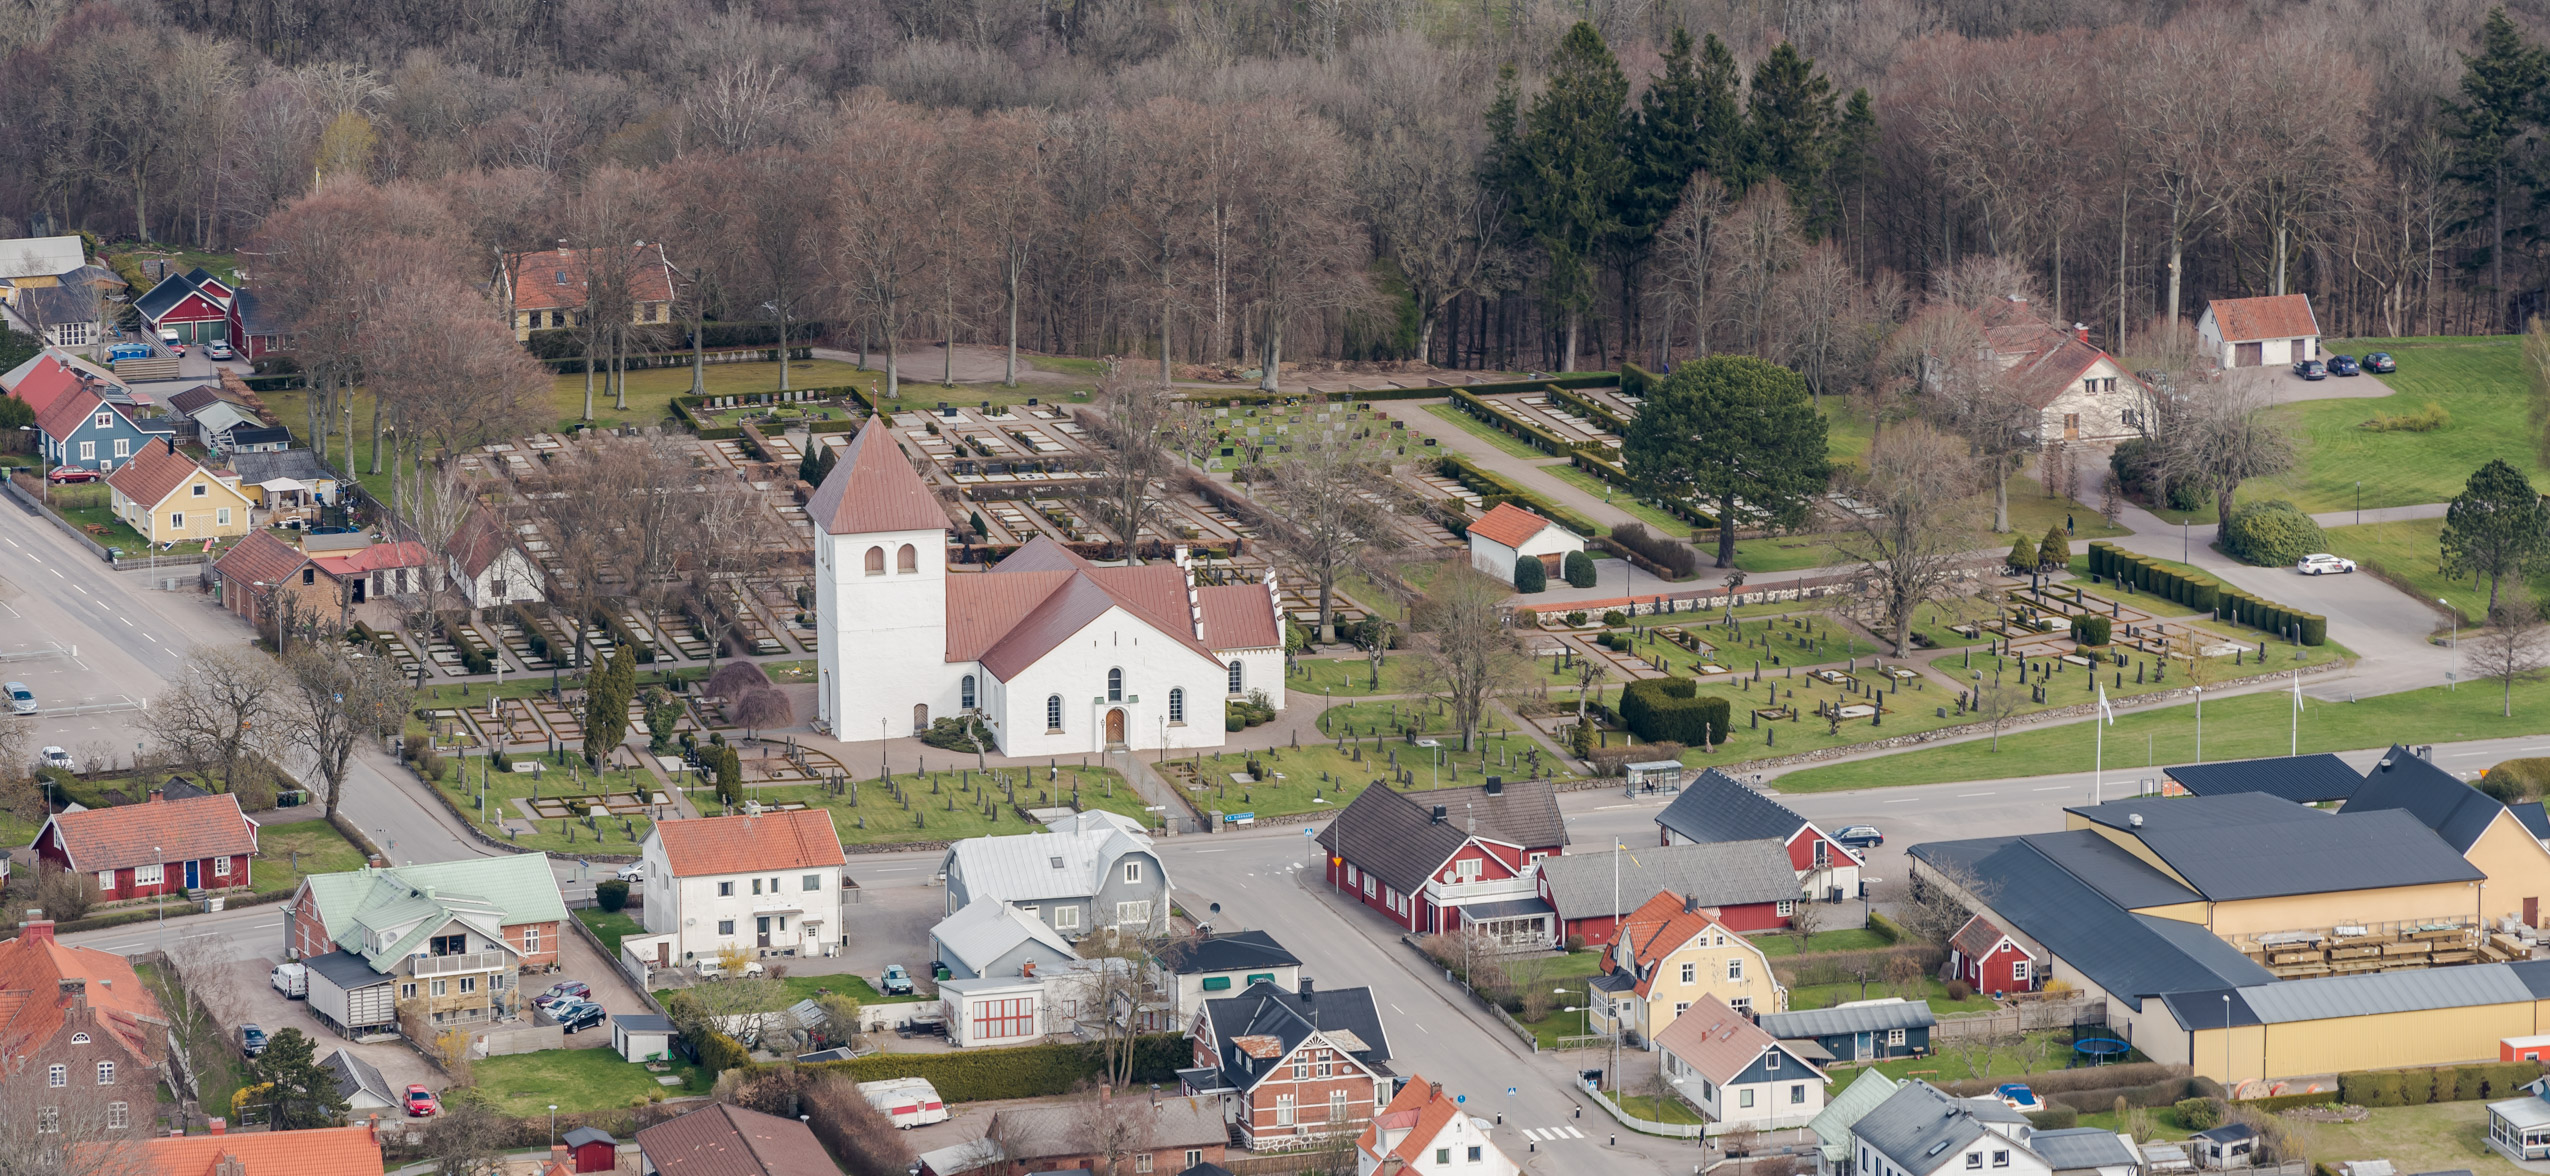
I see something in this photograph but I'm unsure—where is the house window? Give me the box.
[1967,1155,1984,1170]
[1168,687,1184,724]
[96,871,113,889]
[192,483,205,496]
[1767,1051,1780,1071]
[303,567,315,584]
[1124,861,1143,885]
[79,441,94,461]
[1116,901,1153,926]
[1992,1152,2010,1168]
[753,878,763,895]
[46,1065,64,1088]
[2011,959,2032,983]
[1814,840,1830,867]
[1680,962,1695,985]
[864,546,884,575]
[216,508,230,526]
[1053,906,1079,930]
[1888,1027,1906,1046]
[1316,1056,1333,1078]
[115,439,129,458]
[430,934,466,955]
[1107,668,1123,701]
[1776,900,1795,917]
[135,864,163,887]
[897,544,917,573]
[1134,1158,1152,1174]
[94,412,110,429]
[107,1102,127,1129]
[524,926,541,952]
[1185,1153,1202,1169]
[211,856,231,877]
[1293,1058,1309,1081]
[718,920,735,935]
[555,270,569,285]
[1468,1147,1483,1162]
[1228,661,1244,694]
[1275,1095,1295,1127]
[1730,996,1751,1014]
[431,979,448,996]
[1046,695,1063,732]
[1728,958,1743,982]
[37,1107,56,1133]
[168,513,183,530]
[1201,976,1231,991]
[1791,1083,1807,1104]
[400,983,417,999]
[1739,1089,1754,1108]
[459,977,477,994]
[719,882,734,897]
[96,1062,113,1085]
[1674,1002,1689,1018]
[1362,875,1375,898]
[803,874,821,891]
[961,676,976,710]
[1436,1150,1450,1165]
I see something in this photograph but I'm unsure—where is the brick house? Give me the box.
[637,1103,837,1176]
[1655,769,1862,904]
[1316,780,1568,944]
[283,855,565,1040]
[211,528,333,635]
[0,917,169,1140]
[77,1118,386,1176]
[498,244,677,341]
[982,1089,1229,1176]
[1181,980,1393,1152]
[33,789,257,898]
[1949,914,2040,997]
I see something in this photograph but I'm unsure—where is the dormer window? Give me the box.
[554,270,569,285]
[94,412,111,429]
[68,1033,89,1045]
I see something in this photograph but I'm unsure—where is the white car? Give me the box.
[39,747,75,773]
[2295,553,2357,575]
[614,862,644,883]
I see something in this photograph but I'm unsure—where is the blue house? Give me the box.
[1753,997,1935,1065]
[36,386,174,473]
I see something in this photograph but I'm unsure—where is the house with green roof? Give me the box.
[282,855,566,1040]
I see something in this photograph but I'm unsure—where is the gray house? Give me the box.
[940,824,1171,940]
[1754,997,1935,1064]
[931,898,1078,981]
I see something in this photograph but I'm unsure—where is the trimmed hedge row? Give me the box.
[593,607,657,663]
[2339,1061,2541,1107]
[1619,677,1730,746]
[1182,371,1621,410]
[1620,362,1662,400]
[1450,388,1590,457]
[437,613,494,674]
[1433,455,1602,537]
[2236,1090,2341,1113]
[1548,385,1630,435]
[2086,542,2326,646]
[798,1034,1190,1102]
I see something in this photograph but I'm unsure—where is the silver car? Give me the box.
[4,682,32,716]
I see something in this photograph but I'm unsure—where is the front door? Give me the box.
[2063,413,2080,440]
[350,578,366,603]
[184,859,199,889]
[2528,896,2539,927]
[1105,708,1127,746]
[756,916,771,948]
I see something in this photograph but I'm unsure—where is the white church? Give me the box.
[810,416,1288,755]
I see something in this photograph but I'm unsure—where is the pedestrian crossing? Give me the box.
[1518,1126,1587,1142]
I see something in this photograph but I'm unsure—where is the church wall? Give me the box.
[817,524,965,738]
[991,606,1227,757]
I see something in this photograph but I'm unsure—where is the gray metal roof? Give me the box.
[1754,998,1936,1040]
[930,898,1075,974]
[943,825,1159,905]
[231,449,334,484]
[1534,839,1798,919]
[2032,1128,2139,1171]
[2490,1097,2550,1130]
[1461,896,1553,920]
[564,1127,617,1148]
[2515,802,2550,841]
[2064,794,2483,900]
[1154,929,1300,976]
[1316,780,1570,897]
[1850,1082,2003,1171]
[2163,753,2366,804]
[617,1013,673,1032]
[2345,745,2507,852]
[1654,769,1814,845]
[321,1049,394,1106]
[2017,830,2201,909]
[2239,964,2534,1024]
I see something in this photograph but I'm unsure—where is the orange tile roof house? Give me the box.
[1589,891,1784,1047]
[210,528,333,637]
[78,1118,386,1176]
[499,243,677,341]
[1357,1077,1519,1176]
[1977,296,2149,443]
[34,788,258,899]
[1463,501,1584,588]
[636,1103,838,1176]
[2197,294,2322,369]
[0,917,169,1140]
[630,809,850,969]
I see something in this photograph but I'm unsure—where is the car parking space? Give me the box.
[210,953,441,1095]
[540,914,652,1048]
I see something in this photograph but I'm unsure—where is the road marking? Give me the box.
[1190,849,1228,854]
[1390,1004,1405,1015]
[1958,792,1995,797]
[871,867,915,873]
[48,568,61,578]
[2451,751,2492,759]
[1409,1021,1426,1033]
[1882,798,1917,804]
[74,584,87,595]
[119,616,133,627]
[145,635,159,644]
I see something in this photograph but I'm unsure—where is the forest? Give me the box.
[0,0,2536,381]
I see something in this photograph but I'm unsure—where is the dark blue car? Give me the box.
[2364,351,2397,373]
[2327,354,2361,376]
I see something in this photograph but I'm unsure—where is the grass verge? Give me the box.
[469,1048,712,1114]
[1419,402,1555,460]
[254,820,366,895]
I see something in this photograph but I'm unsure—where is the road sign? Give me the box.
[1455,1094,1465,1105]
[1506,1087,1517,1097]
[1303,828,1316,837]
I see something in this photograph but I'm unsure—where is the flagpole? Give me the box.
[2193,685,2203,764]
[2291,670,2301,756]
[2094,710,2102,803]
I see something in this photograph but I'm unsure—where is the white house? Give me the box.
[1356,1077,1519,1176]
[1979,297,2149,443]
[811,414,1286,755]
[1654,994,1827,1134]
[939,956,1135,1049]
[1152,929,1303,1021]
[930,898,1076,981]
[939,823,1172,940]
[448,505,544,610]
[633,808,848,966]
[1850,1081,2050,1176]
[2196,294,2321,369]
[1465,502,1584,586]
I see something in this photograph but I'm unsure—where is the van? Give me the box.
[269,962,308,999]
[856,1077,948,1128]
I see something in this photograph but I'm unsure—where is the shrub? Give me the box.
[595,879,630,912]
[2174,1097,2225,1130]
[1513,555,1547,593]
[2007,535,2036,571]
[917,716,996,752]
[1602,609,1628,627]
[2038,524,2070,570]
[1618,678,1729,746]
[2361,401,2450,432]
[1607,523,1698,578]
[695,1031,751,1074]
[2339,1070,2407,1108]
[1944,979,1973,1001]
[1564,549,1599,588]
[2220,500,2327,567]
[1565,611,1588,627]
[2024,1106,2078,1130]
[1513,608,1540,629]
[2071,615,2112,646]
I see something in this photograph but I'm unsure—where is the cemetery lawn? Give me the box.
[1542,464,1693,535]
[740,766,1159,847]
[433,760,661,855]
[1420,402,1549,459]
[1172,727,1561,821]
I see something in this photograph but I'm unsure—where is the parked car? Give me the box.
[2326,354,2361,376]
[169,341,187,356]
[2295,553,2357,575]
[5,682,33,716]
[878,965,915,996]
[2293,358,2327,380]
[532,980,590,1009]
[696,959,765,981]
[2363,351,2397,373]
[240,1024,268,1057]
[613,862,644,883]
[39,747,75,773]
[554,1001,608,1034]
[406,1085,439,1116]
[204,340,234,360]
[1834,825,1884,850]
[270,962,308,999]
[46,467,99,484]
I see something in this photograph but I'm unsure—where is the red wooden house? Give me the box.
[1949,914,2040,996]
[1533,838,1801,946]
[1654,769,1861,903]
[134,269,233,346]
[1314,780,1568,945]
[33,789,258,899]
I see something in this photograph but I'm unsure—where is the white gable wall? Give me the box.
[817,522,963,738]
[1467,526,1584,584]
[2036,355,2141,445]
[987,605,1227,757]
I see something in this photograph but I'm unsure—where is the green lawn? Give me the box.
[1844,1029,2078,1084]
[1789,976,1996,1015]
[38,484,153,555]
[1544,464,1694,535]
[1775,663,2530,792]
[436,757,659,855]
[1175,727,1559,820]
[743,766,1157,847]
[138,962,247,1117]
[2324,517,2517,626]
[652,972,926,1008]
[1610,1090,1708,1125]
[469,1047,712,1114]
[1749,928,1894,957]
[575,908,643,956]
[1420,402,1552,459]
[2284,1100,2523,1176]
[253,820,366,895]
[1285,655,1432,698]
[2243,336,2537,513]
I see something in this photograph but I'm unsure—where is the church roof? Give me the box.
[1197,583,1281,649]
[808,416,949,536]
[950,539,1223,678]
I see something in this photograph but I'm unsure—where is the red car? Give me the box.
[46,467,99,484]
[406,1085,439,1117]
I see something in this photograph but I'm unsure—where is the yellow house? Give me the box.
[106,440,253,546]
[1589,890,1784,1046]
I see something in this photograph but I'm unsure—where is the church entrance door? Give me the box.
[1105,708,1127,747]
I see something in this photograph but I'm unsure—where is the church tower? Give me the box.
[809,416,952,739]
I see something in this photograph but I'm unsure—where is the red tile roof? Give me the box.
[507,244,676,313]
[1467,501,1557,549]
[7,355,84,419]
[1198,583,1280,649]
[40,792,256,873]
[448,506,519,578]
[654,809,845,877]
[1950,913,2012,960]
[2207,294,2320,343]
[1357,1076,1466,1168]
[1979,298,2134,411]
[36,384,106,442]
[952,538,1221,679]
[78,1120,384,1176]
[105,436,213,509]
[635,1102,840,1176]
[0,922,168,1064]
[310,540,431,579]
[212,528,313,589]
[1612,890,1744,998]
[807,416,951,536]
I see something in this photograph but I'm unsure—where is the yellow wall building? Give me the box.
[1590,890,1784,1045]
[105,442,253,546]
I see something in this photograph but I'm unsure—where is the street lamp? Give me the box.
[549,1104,559,1145]
[1555,986,1588,1044]
[154,844,164,952]
[2441,599,2458,690]
[17,425,45,502]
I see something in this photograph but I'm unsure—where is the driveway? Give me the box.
[206,950,441,1096]
[546,914,654,1048]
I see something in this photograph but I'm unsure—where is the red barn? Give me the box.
[33,789,257,898]
[133,269,233,345]
[1950,914,2040,996]
[1315,779,1568,946]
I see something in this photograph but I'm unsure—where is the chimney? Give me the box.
[1430,805,1447,825]
[164,435,176,455]
[1299,977,1315,1002]
[147,788,164,804]
[2128,813,2144,828]
[552,1145,570,1169]
[1683,894,1698,915]
[208,1117,226,1135]
[1484,777,1502,796]
[1022,960,1036,979]
[1427,1081,1442,1103]
[2073,322,2090,344]
[21,916,52,943]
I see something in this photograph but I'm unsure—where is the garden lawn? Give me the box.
[253,820,365,895]
[1748,928,1893,957]
[1847,1029,2074,1084]
[1173,729,1560,820]
[44,485,152,555]
[1543,464,1694,535]
[2242,335,2537,513]
[139,963,245,1115]
[746,766,1155,847]
[1733,476,2118,576]
[469,1047,712,1114]
[1498,953,1610,1049]
[649,972,926,1008]
[1611,1090,1708,1126]
[1420,402,1550,460]
[2285,1101,2521,1176]
[1775,664,2534,793]
[2325,517,2521,626]
[575,908,643,956]
[1790,977,1995,1015]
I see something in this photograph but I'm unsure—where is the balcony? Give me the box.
[1425,874,1540,904]
[412,951,507,977]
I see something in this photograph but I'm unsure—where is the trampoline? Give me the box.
[2073,1037,2131,1065]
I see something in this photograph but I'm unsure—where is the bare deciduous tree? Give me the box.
[2476,597,2550,718]
[1833,421,1984,656]
[1079,362,1172,562]
[1412,565,1526,752]
[2167,379,2297,522]
[1264,436,1404,643]
[140,646,284,792]
[280,641,412,820]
